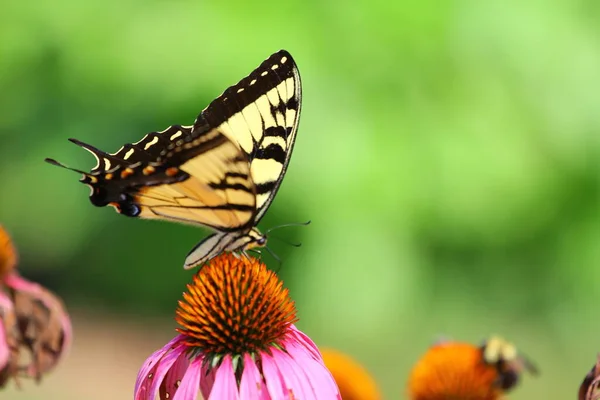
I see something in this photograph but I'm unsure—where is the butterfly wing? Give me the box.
[131,125,256,230]
[47,124,256,231]
[199,50,302,223]
[45,50,302,256]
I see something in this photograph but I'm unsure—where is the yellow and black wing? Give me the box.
[200,50,302,222]
[45,50,301,261]
[46,124,256,231]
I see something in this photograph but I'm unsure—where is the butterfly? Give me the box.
[45,50,302,269]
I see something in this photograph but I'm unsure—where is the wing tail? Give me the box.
[68,138,127,169]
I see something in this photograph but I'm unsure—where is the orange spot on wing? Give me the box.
[166,167,179,177]
[120,168,134,179]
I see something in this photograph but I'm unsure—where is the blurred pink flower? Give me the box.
[0,225,72,387]
[134,253,340,400]
[0,292,14,376]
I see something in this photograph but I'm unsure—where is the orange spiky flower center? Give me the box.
[175,253,298,357]
[408,342,503,400]
[0,226,17,279]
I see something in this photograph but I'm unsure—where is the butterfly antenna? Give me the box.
[265,220,311,234]
[270,234,302,248]
[44,158,89,175]
[264,245,282,267]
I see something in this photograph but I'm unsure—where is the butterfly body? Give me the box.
[46,50,301,269]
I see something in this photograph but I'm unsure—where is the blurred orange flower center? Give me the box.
[0,226,17,278]
[408,342,502,400]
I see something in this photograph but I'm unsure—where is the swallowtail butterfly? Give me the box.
[45,50,302,269]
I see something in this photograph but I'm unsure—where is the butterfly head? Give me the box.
[244,228,267,250]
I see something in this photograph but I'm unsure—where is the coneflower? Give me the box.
[0,225,72,387]
[407,336,536,400]
[579,354,600,400]
[321,347,381,400]
[134,253,340,399]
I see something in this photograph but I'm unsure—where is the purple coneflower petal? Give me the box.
[160,349,192,399]
[0,322,8,372]
[239,353,269,399]
[270,347,310,399]
[0,292,12,369]
[261,351,289,399]
[288,325,321,360]
[285,339,341,399]
[207,355,239,400]
[147,345,186,399]
[199,363,216,398]
[135,335,183,399]
[173,357,202,400]
[4,273,42,294]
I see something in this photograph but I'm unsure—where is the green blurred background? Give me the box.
[1,0,599,398]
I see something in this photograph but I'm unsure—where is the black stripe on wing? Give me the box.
[251,52,302,221]
[46,127,237,211]
[199,50,298,131]
[191,50,302,224]
[66,125,195,174]
[45,50,302,232]
[111,125,194,164]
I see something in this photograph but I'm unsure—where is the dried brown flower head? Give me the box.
[0,225,71,388]
[579,354,600,400]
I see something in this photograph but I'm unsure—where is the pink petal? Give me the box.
[261,352,288,399]
[0,292,12,311]
[3,273,41,293]
[268,348,310,400]
[0,325,8,371]
[207,355,240,400]
[135,335,184,400]
[239,353,269,400]
[200,363,217,398]
[173,357,203,400]
[285,340,341,399]
[147,344,187,399]
[0,292,13,369]
[160,350,192,399]
[288,325,321,360]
